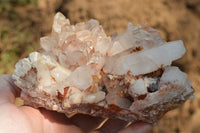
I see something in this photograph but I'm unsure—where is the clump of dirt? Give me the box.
[1,0,200,132]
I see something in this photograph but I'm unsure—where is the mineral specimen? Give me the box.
[12,12,194,124]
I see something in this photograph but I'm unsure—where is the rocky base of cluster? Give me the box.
[21,80,193,124]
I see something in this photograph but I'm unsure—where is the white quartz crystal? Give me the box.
[82,91,106,103]
[159,66,187,86]
[108,23,166,56]
[13,12,192,109]
[53,12,70,34]
[128,79,147,97]
[64,86,83,107]
[40,36,56,52]
[108,40,185,75]
[67,65,94,90]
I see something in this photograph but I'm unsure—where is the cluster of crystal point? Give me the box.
[12,12,194,123]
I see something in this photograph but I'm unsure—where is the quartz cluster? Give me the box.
[12,12,194,123]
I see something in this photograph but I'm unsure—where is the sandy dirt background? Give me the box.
[0,0,200,132]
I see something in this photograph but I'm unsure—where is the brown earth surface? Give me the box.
[1,0,200,132]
